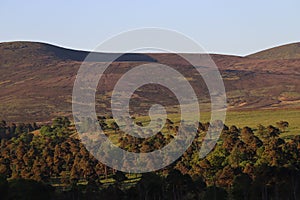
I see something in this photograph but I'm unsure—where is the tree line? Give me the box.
[0,116,299,199]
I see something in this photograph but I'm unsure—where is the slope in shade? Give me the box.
[0,41,157,63]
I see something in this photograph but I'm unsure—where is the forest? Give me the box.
[0,116,299,200]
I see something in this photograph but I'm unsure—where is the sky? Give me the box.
[1,0,300,56]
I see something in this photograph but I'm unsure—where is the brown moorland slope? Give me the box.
[0,41,299,122]
[247,42,300,60]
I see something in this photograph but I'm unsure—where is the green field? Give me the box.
[125,109,300,138]
[223,109,299,137]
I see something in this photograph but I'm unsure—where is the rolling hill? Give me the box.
[247,42,300,60]
[0,41,299,122]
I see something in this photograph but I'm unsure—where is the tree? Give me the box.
[0,120,6,138]
[231,173,252,200]
[0,175,8,199]
[113,171,127,185]
[60,171,70,186]
[70,166,80,185]
[7,179,54,200]
[100,185,124,200]
[165,169,195,200]
[241,126,262,152]
[86,178,101,199]
[206,146,227,171]
[267,125,280,137]
[276,121,289,132]
[99,119,108,130]
[52,116,70,129]
[216,165,237,188]
[136,173,164,200]
[40,125,52,137]
[0,158,11,178]
[201,186,228,200]
[110,121,119,133]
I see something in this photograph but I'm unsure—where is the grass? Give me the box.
[101,109,299,146]
[127,109,300,137]
[223,109,299,135]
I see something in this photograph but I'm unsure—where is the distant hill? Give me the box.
[0,41,157,64]
[247,42,300,60]
[0,41,299,122]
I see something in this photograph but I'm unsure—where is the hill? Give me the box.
[0,41,157,64]
[0,41,299,122]
[247,42,300,60]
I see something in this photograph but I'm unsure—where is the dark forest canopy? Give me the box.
[0,117,299,200]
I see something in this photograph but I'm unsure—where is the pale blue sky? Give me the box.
[1,0,299,55]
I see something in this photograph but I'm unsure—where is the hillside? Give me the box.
[247,42,300,60]
[0,41,157,64]
[0,41,299,122]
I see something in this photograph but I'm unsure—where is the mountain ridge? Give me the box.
[0,41,157,64]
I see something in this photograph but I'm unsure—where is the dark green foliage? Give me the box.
[52,116,71,129]
[0,117,299,199]
[135,173,164,200]
[110,121,120,133]
[201,186,228,200]
[231,173,252,199]
[0,175,8,199]
[6,179,54,200]
[113,171,127,183]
